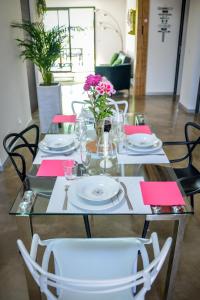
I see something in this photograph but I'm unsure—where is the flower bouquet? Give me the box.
[83,74,116,138]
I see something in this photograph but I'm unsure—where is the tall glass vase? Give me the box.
[95,120,104,140]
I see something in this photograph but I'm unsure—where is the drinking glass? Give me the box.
[111,110,124,142]
[80,141,92,174]
[97,132,116,169]
[74,119,87,141]
[63,161,78,180]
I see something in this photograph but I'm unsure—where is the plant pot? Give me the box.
[37,83,62,133]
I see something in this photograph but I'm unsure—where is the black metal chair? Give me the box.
[3,124,39,185]
[142,121,200,238]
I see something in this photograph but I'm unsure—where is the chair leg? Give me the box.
[142,220,150,238]
[190,195,194,211]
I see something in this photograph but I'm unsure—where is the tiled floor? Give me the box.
[0,86,200,300]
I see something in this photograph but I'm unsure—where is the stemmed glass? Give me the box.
[80,140,92,175]
[74,119,87,142]
[96,131,116,170]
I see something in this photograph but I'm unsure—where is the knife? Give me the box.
[120,181,133,211]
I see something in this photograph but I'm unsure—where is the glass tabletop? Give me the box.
[9,162,192,216]
[9,113,193,216]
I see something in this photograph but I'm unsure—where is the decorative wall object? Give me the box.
[157,6,173,42]
[128,9,136,35]
[95,8,123,51]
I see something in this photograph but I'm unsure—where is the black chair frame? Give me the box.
[142,122,200,238]
[3,124,39,184]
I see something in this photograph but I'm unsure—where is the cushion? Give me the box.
[110,53,119,65]
[112,58,122,66]
[117,52,126,64]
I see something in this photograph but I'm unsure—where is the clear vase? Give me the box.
[95,120,104,140]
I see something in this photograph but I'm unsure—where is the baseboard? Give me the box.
[178,102,195,113]
[146,92,174,96]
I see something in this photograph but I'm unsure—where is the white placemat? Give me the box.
[33,134,81,165]
[46,176,152,215]
[117,144,169,164]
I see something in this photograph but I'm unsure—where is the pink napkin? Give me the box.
[123,125,152,135]
[140,181,185,206]
[37,160,74,177]
[52,114,76,123]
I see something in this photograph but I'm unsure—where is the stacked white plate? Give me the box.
[68,176,125,211]
[127,133,162,153]
[39,135,79,154]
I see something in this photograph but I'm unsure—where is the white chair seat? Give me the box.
[51,238,141,300]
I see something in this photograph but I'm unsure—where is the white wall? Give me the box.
[146,0,182,94]
[179,0,200,111]
[0,0,32,166]
[46,0,126,65]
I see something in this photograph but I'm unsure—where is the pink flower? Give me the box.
[83,74,102,91]
[95,80,116,96]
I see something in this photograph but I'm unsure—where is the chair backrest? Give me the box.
[108,98,129,115]
[71,99,128,118]
[3,124,39,183]
[17,233,172,300]
[184,122,200,165]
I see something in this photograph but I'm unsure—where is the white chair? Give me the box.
[71,99,128,118]
[17,233,172,300]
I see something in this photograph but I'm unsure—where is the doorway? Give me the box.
[43,7,95,76]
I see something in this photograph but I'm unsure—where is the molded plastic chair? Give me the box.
[17,233,171,300]
[71,99,128,118]
[3,124,39,184]
[142,122,200,238]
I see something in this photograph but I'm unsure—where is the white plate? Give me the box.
[75,176,120,202]
[127,133,158,148]
[43,136,74,151]
[39,140,79,154]
[127,138,162,153]
[69,183,125,211]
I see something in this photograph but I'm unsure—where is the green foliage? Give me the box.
[11,21,67,85]
[85,93,113,123]
[36,0,47,17]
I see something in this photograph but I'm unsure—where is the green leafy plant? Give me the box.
[11,21,67,85]
[36,0,47,17]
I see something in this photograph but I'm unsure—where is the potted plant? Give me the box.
[12,21,67,132]
[83,74,116,138]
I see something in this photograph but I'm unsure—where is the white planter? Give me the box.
[37,84,62,133]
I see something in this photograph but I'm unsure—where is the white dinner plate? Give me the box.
[75,176,120,202]
[68,183,125,211]
[39,139,79,154]
[46,136,74,150]
[127,133,158,148]
[127,139,162,153]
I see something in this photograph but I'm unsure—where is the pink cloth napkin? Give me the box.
[123,125,152,135]
[52,114,76,123]
[37,160,74,177]
[140,181,185,206]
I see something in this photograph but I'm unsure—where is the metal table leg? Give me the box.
[146,214,188,300]
[16,216,42,300]
[83,215,92,238]
[164,216,187,300]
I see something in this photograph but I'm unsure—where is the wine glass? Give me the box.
[74,119,87,141]
[96,132,116,170]
[80,141,92,175]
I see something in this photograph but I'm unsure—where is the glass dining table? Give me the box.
[9,117,192,300]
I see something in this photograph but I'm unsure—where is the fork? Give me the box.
[63,185,70,210]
